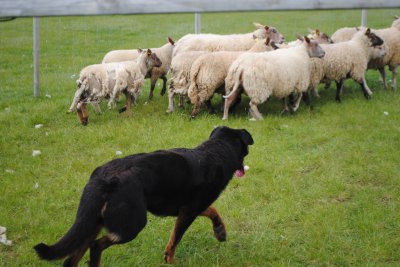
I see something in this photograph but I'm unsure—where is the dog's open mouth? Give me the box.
[234,166,246,178]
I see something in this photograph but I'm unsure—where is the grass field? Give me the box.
[1,8,400,266]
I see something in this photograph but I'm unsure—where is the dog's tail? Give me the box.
[34,180,106,261]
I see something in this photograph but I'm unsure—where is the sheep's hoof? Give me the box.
[119,107,127,113]
[364,94,372,100]
[166,109,173,114]
[335,97,341,103]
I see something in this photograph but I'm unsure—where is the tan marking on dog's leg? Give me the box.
[164,210,197,264]
[200,206,226,242]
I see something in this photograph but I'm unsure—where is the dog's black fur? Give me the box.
[34,126,253,266]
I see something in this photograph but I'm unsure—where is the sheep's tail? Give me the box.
[33,181,106,261]
[187,61,202,103]
[224,64,243,99]
[68,77,88,113]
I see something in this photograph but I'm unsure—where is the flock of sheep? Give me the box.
[67,17,400,125]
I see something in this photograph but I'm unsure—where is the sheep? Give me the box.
[222,36,325,120]
[285,28,333,47]
[102,37,175,99]
[68,49,162,125]
[172,22,284,57]
[166,51,209,113]
[187,38,276,118]
[316,28,384,102]
[331,16,400,90]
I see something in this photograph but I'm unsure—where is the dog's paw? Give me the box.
[213,224,226,242]
[164,251,174,264]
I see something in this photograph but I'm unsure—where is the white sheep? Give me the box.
[222,37,325,120]
[317,28,384,102]
[166,51,209,113]
[331,17,400,90]
[68,49,162,125]
[102,37,175,99]
[172,22,284,57]
[187,38,276,118]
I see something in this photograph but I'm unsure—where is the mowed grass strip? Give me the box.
[1,9,400,266]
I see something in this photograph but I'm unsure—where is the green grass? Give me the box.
[1,9,400,266]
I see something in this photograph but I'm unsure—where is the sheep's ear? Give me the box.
[365,28,371,35]
[147,49,152,56]
[315,29,320,36]
[304,36,311,43]
[167,37,175,45]
[253,22,264,29]
[264,25,270,31]
[265,37,270,45]
[394,15,399,19]
[296,34,304,41]
[307,27,314,34]
[137,48,143,53]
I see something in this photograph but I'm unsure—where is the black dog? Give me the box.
[34,126,254,266]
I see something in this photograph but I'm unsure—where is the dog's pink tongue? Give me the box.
[234,169,245,178]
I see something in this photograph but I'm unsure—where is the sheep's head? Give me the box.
[252,22,285,44]
[365,28,383,46]
[370,44,387,60]
[307,28,333,44]
[145,49,162,69]
[299,36,325,58]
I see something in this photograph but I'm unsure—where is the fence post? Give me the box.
[33,17,40,97]
[361,9,368,27]
[195,12,201,34]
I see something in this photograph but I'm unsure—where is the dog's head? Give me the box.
[210,126,254,177]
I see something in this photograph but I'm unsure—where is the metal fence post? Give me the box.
[33,17,40,97]
[195,12,201,34]
[361,9,368,27]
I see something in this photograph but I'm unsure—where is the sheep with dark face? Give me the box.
[223,36,325,120]
[68,49,162,125]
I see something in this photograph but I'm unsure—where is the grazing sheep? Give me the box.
[188,38,275,118]
[172,22,284,56]
[318,28,383,102]
[68,49,162,125]
[222,37,325,120]
[102,37,175,99]
[167,51,209,113]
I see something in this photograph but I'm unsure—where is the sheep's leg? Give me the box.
[302,91,311,106]
[311,86,320,98]
[91,102,102,114]
[179,95,185,109]
[335,80,344,102]
[160,76,167,96]
[166,88,175,113]
[148,77,157,100]
[249,100,263,120]
[359,77,373,99]
[222,90,240,120]
[290,93,303,112]
[229,94,242,112]
[204,99,216,114]
[389,65,398,90]
[324,81,331,89]
[68,87,85,113]
[378,67,387,89]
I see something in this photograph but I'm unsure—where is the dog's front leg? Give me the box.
[164,209,197,264]
[200,206,226,242]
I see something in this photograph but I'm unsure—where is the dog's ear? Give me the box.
[209,126,224,139]
[239,129,254,145]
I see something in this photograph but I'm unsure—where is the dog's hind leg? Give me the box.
[200,206,226,242]
[164,209,197,264]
